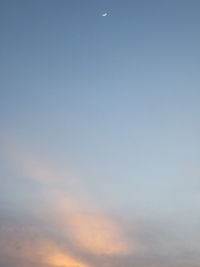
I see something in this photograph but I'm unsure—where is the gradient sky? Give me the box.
[1,1,200,266]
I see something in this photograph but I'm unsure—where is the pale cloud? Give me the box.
[67,212,128,254]
[2,142,134,257]
[0,223,90,267]
[44,250,89,267]
[6,141,200,267]
[5,145,63,183]
[49,192,132,255]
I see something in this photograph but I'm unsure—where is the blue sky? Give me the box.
[1,1,200,266]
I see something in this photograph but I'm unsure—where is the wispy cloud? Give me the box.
[1,140,200,267]
[47,190,132,255]
[0,221,90,267]
[0,141,135,267]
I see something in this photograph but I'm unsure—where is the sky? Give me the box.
[0,0,200,266]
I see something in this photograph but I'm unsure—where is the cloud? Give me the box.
[44,250,89,267]
[2,140,200,267]
[1,142,134,260]
[48,191,132,255]
[0,222,90,267]
[5,146,62,183]
[67,212,128,255]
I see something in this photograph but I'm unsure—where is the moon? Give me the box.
[102,12,108,17]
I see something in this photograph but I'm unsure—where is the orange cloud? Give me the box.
[38,238,89,267]
[67,212,129,255]
[44,248,89,267]
[0,229,90,267]
[49,192,132,255]
[4,143,135,256]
